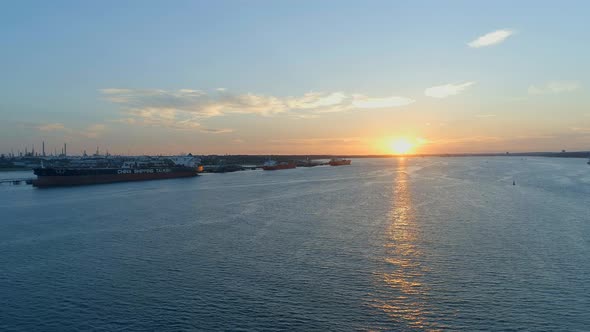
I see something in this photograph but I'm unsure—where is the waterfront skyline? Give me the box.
[1,1,589,155]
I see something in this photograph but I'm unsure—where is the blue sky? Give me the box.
[1,1,589,155]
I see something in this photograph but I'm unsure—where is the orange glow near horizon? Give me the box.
[389,138,415,155]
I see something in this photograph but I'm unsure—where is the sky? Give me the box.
[1,0,589,155]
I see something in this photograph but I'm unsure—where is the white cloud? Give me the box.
[102,88,414,129]
[528,81,580,95]
[468,29,514,48]
[424,82,475,98]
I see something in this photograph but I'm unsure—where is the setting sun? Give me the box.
[389,138,414,155]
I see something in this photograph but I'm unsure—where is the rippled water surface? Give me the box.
[1,158,589,331]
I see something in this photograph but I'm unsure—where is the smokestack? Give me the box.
[64,143,67,156]
[42,141,45,157]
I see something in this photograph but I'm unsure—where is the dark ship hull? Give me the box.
[262,163,296,171]
[328,159,351,166]
[32,167,199,187]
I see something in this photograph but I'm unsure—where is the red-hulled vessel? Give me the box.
[262,160,296,171]
[328,158,351,166]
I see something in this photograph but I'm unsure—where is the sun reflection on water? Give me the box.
[372,158,441,331]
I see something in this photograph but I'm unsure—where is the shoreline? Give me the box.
[0,168,32,172]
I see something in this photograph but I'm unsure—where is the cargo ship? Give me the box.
[328,158,351,166]
[32,155,201,187]
[262,160,296,171]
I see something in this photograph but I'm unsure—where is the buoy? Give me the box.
[513,180,516,186]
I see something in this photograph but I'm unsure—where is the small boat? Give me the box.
[328,158,352,166]
[587,157,590,165]
[262,160,296,171]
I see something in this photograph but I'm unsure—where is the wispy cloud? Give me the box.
[102,88,415,130]
[268,137,365,146]
[84,124,106,138]
[102,89,414,116]
[38,123,66,131]
[570,127,590,133]
[35,122,107,138]
[112,108,231,133]
[127,108,202,129]
[432,134,558,146]
[351,95,415,108]
[468,29,514,48]
[101,88,133,94]
[424,82,475,98]
[199,128,234,134]
[528,81,580,95]
[431,136,503,145]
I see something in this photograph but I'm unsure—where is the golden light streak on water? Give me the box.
[372,158,441,331]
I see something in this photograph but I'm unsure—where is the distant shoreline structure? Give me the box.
[1,151,589,172]
[3,140,589,160]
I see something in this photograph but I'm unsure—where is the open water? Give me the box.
[1,157,589,331]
